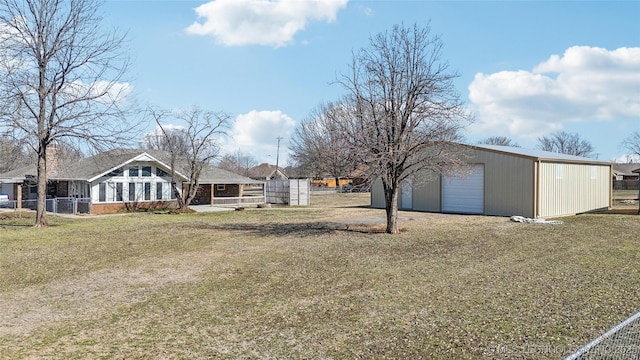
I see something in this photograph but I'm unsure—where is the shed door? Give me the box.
[442,164,484,214]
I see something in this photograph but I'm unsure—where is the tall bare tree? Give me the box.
[621,130,640,214]
[537,131,594,158]
[290,101,357,186]
[0,0,133,226]
[479,136,520,147]
[146,107,228,210]
[337,23,471,234]
[217,150,257,177]
[622,131,640,159]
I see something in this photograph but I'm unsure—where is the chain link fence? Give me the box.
[1,198,92,215]
[565,310,640,359]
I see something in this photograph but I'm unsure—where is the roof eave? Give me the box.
[468,144,612,165]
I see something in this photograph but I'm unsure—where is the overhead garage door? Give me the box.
[442,164,484,214]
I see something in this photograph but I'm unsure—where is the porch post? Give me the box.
[210,184,214,207]
[16,183,22,209]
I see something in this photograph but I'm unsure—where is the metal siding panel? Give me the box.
[539,163,611,217]
[371,178,385,208]
[474,150,535,217]
[400,179,413,209]
[412,170,441,212]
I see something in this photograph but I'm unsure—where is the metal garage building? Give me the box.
[371,144,612,218]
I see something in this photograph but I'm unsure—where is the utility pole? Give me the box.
[275,136,282,180]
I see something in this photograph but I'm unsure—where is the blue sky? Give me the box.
[103,0,640,165]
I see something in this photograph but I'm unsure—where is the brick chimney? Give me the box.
[46,145,59,177]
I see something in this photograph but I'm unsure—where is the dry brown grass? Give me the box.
[0,193,638,359]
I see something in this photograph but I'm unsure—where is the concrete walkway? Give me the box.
[188,205,235,213]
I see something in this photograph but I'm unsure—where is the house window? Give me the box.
[156,183,163,200]
[109,167,124,177]
[142,166,152,177]
[144,183,151,201]
[116,183,123,201]
[99,183,106,202]
[129,167,139,177]
[217,184,225,191]
[156,168,168,177]
[128,182,136,201]
[171,183,177,199]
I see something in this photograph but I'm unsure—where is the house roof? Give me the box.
[0,149,185,182]
[199,166,264,184]
[247,163,287,180]
[0,165,37,181]
[471,144,611,165]
[612,163,640,176]
[0,148,261,184]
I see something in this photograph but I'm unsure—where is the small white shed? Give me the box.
[266,179,310,206]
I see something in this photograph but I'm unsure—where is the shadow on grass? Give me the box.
[0,223,34,228]
[595,208,640,215]
[196,221,389,237]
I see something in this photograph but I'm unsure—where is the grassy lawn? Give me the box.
[1,193,639,359]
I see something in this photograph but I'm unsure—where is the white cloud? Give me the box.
[221,110,296,164]
[89,80,133,104]
[468,46,640,141]
[185,0,349,47]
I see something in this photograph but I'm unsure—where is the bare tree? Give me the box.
[537,131,594,157]
[621,130,640,214]
[0,136,31,173]
[141,125,189,153]
[622,131,640,159]
[479,136,520,147]
[217,150,257,177]
[290,101,357,186]
[146,107,228,210]
[337,23,471,234]
[0,0,134,226]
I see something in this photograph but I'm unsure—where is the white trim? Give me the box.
[88,152,188,182]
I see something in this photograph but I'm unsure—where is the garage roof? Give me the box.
[472,144,611,165]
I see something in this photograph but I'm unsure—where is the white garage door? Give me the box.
[442,164,484,214]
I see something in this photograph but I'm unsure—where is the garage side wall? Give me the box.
[472,150,535,218]
[538,162,611,217]
[371,173,441,211]
[412,169,441,212]
[371,178,385,208]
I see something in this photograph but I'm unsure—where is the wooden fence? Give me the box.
[613,180,640,190]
